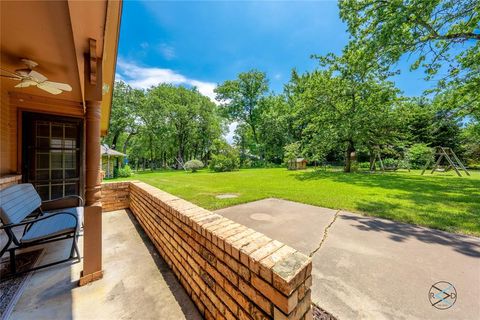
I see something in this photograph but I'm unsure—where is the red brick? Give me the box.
[251,273,298,314]
[258,245,296,283]
[272,252,311,296]
[239,278,272,315]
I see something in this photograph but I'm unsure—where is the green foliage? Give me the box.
[215,70,269,146]
[288,46,400,172]
[118,165,133,177]
[339,0,480,120]
[382,158,398,169]
[184,159,204,172]
[209,139,240,172]
[460,122,480,167]
[357,162,371,170]
[105,82,223,170]
[209,154,239,172]
[406,144,434,169]
[257,95,292,163]
[283,142,301,164]
[397,160,411,170]
[215,70,288,164]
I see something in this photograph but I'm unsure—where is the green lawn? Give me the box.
[111,168,480,236]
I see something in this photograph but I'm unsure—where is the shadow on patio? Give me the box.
[338,213,480,258]
[4,209,201,320]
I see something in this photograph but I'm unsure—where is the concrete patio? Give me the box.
[216,198,480,320]
[4,209,201,320]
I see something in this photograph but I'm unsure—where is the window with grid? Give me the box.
[24,115,81,201]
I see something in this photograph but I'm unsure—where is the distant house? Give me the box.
[101,144,126,178]
[288,158,307,170]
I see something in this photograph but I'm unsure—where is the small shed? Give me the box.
[288,158,307,170]
[101,144,126,178]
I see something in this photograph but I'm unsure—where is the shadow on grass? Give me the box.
[338,212,480,258]
[294,170,480,235]
[294,170,480,206]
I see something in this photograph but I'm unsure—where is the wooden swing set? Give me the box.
[421,146,470,177]
[370,151,398,172]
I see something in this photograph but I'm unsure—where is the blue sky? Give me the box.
[116,1,435,101]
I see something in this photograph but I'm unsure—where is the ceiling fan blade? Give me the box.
[0,74,21,80]
[21,58,38,69]
[0,68,22,79]
[37,82,62,95]
[15,79,37,88]
[42,81,72,92]
[28,70,48,83]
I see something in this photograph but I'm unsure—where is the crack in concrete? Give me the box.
[309,210,341,257]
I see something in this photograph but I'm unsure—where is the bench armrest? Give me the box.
[41,195,84,211]
[0,211,79,230]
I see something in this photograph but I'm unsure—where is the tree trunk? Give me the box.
[111,131,120,149]
[344,141,356,173]
[149,135,154,170]
[122,132,136,154]
[369,148,375,171]
[177,149,184,170]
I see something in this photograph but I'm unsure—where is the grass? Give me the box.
[110,168,480,236]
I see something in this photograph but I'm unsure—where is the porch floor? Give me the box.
[6,209,201,320]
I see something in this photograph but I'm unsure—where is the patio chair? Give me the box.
[0,183,82,275]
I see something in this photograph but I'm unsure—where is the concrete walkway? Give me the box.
[216,198,480,320]
[7,210,201,320]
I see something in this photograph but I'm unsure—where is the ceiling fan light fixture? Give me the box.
[1,58,73,95]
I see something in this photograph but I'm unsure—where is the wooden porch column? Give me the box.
[85,100,102,206]
[79,39,103,286]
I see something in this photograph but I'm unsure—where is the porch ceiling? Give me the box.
[0,1,83,103]
[0,1,121,134]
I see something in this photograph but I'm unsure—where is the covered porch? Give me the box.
[0,0,121,285]
[7,209,200,320]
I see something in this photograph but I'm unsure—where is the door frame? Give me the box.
[21,111,84,200]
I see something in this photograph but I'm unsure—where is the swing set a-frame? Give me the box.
[370,151,399,172]
[421,146,470,177]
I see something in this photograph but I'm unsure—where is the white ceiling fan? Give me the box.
[0,59,72,95]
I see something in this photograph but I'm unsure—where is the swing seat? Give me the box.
[384,166,398,171]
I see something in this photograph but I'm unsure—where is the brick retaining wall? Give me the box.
[101,180,313,319]
[101,181,130,212]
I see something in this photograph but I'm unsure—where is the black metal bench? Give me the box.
[0,183,82,276]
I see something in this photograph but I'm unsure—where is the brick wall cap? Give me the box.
[272,252,311,294]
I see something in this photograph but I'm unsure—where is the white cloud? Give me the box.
[158,43,176,60]
[116,59,218,103]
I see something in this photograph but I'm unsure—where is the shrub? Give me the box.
[184,159,204,172]
[397,159,410,169]
[241,158,252,168]
[208,139,240,172]
[283,142,301,165]
[406,144,434,169]
[209,154,239,172]
[357,162,371,170]
[118,164,133,177]
[350,161,359,172]
[382,158,398,168]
